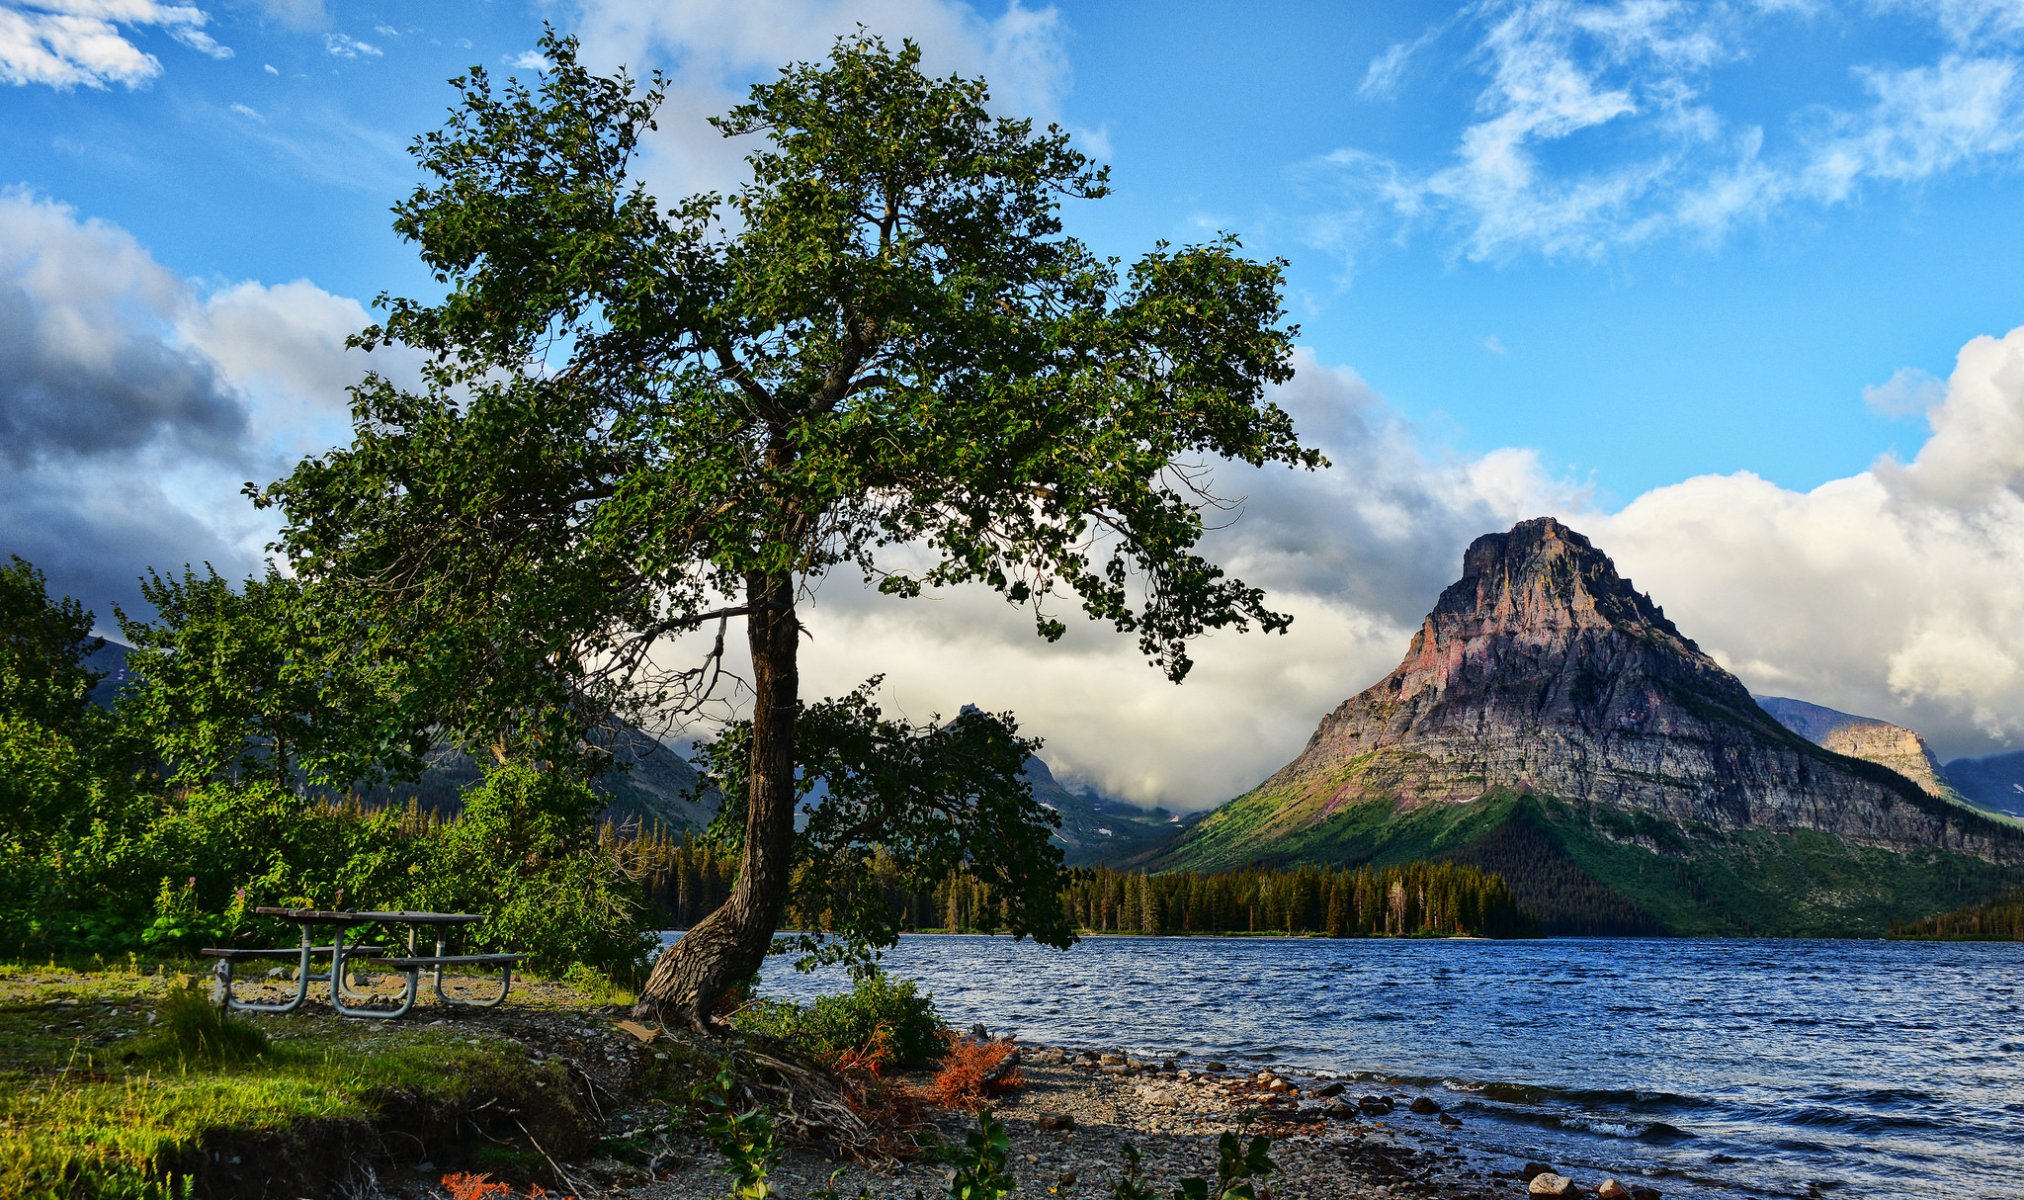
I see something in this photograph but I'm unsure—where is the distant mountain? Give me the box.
[1755,696,1956,799]
[1022,753,1190,866]
[1945,751,2024,820]
[1143,517,2024,936]
[353,724,719,835]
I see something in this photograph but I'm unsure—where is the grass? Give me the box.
[0,962,592,1199]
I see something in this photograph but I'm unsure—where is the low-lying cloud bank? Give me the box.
[4,192,2019,809]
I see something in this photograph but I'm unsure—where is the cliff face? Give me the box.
[1756,696,1954,800]
[1225,517,2016,860]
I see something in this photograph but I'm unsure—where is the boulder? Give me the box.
[1313,1080,1347,1098]
[1325,1101,1358,1120]
[1357,1095,1395,1116]
[1597,1180,1630,1200]
[1408,1096,1440,1114]
[1629,1189,1662,1200]
[1527,1173,1577,1198]
[1520,1164,1556,1183]
[1036,1113,1075,1132]
[1203,1061,1228,1072]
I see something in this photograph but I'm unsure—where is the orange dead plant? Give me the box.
[928,1037,1023,1109]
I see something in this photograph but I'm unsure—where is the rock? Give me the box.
[1357,1095,1394,1116]
[1160,1059,1177,1072]
[1100,1064,1130,1076]
[970,1023,990,1040]
[1204,1061,1228,1072]
[1520,1164,1556,1183]
[1325,1101,1357,1120]
[1408,1096,1440,1114]
[264,967,289,981]
[1037,1113,1075,1132]
[1313,1080,1347,1098]
[1629,1189,1662,1200]
[1597,1180,1631,1200]
[1437,1112,1462,1127]
[1099,1052,1127,1067]
[1528,1172,1576,1197]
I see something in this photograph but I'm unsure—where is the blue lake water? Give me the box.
[728,934,2024,1200]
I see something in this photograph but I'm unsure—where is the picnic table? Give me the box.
[200,908,525,1019]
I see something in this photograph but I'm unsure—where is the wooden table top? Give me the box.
[250,907,486,925]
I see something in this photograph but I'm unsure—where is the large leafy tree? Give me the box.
[263,31,1320,1027]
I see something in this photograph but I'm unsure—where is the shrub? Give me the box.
[734,970,948,1072]
[138,979,268,1066]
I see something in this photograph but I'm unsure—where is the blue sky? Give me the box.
[5,1,2024,803]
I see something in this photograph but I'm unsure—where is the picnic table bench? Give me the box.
[203,908,526,1019]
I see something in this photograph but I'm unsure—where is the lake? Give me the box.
[725,933,2024,1200]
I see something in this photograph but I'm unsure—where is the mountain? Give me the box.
[1755,696,1956,799]
[1945,751,2024,820]
[1022,754,1190,866]
[1145,517,2024,935]
[354,724,720,835]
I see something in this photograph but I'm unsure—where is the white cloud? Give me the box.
[508,49,552,71]
[1483,334,1509,355]
[572,0,1082,203]
[1863,365,1945,418]
[1311,2,2024,264]
[227,99,259,119]
[322,31,378,59]
[0,1,228,88]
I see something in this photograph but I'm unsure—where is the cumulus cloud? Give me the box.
[0,191,401,625]
[1592,327,2024,758]
[0,1,227,88]
[571,0,1085,204]
[1310,1,2024,265]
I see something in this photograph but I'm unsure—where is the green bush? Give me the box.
[735,969,948,1069]
[410,763,655,980]
[137,979,269,1065]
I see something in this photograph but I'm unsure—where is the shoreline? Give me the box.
[630,1040,1685,1200]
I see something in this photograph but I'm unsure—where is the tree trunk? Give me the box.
[633,569,799,1029]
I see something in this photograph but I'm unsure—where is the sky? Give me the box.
[4,0,2024,808]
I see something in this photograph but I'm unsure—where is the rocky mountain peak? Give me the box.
[1440,516,1683,643]
[1243,517,2016,861]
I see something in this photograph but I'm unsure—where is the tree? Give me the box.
[0,556,108,843]
[1,555,103,734]
[116,566,419,790]
[262,30,1320,1028]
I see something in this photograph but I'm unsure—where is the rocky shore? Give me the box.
[634,1040,1674,1200]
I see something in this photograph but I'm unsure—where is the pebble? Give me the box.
[1528,1172,1577,1197]
[1597,1179,1631,1200]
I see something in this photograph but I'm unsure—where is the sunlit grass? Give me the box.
[0,965,580,1199]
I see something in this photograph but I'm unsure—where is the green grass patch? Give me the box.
[0,969,587,1200]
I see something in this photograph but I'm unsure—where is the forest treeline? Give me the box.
[644,831,1538,939]
[1891,884,2024,940]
